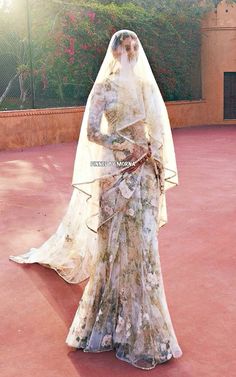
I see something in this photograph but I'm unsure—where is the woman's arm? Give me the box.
[87,83,128,150]
[87,82,147,160]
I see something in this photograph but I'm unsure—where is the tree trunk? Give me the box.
[0,73,19,105]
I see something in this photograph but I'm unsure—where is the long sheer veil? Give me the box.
[9,30,178,284]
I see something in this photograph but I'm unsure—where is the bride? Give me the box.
[9,29,183,370]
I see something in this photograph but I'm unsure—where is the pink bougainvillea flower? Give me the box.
[81,44,89,50]
[68,12,76,24]
[64,37,75,56]
[87,11,96,22]
[69,37,75,55]
[159,67,170,75]
[69,57,75,64]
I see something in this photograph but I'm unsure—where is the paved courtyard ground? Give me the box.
[0,125,235,377]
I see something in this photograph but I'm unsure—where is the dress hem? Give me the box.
[66,341,182,370]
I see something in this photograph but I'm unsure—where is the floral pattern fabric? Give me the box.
[65,76,183,369]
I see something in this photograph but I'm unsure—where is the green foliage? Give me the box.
[30,0,205,104]
[1,0,235,108]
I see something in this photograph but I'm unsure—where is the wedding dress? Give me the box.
[9,29,183,370]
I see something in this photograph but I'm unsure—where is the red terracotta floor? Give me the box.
[0,125,236,377]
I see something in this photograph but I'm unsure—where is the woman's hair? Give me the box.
[111,30,137,51]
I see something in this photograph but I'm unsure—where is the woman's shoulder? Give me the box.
[92,80,108,98]
[93,76,115,93]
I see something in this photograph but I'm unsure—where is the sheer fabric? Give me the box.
[9,30,183,369]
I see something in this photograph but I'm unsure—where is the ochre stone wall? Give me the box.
[200,0,236,124]
[0,107,84,151]
[0,100,211,151]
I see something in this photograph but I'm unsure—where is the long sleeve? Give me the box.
[87,83,124,149]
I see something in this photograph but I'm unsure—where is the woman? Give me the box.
[10,30,183,370]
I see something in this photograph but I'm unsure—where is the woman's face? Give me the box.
[112,36,139,63]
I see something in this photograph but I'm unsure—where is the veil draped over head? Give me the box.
[9,30,178,284]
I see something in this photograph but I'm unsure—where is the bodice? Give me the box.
[102,75,147,144]
[87,73,149,149]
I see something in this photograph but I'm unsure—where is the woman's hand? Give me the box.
[114,141,150,163]
[126,143,147,161]
[112,139,133,152]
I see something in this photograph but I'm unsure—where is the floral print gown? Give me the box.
[65,75,183,370]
